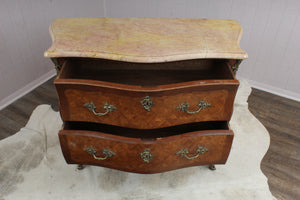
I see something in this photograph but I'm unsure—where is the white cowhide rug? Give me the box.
[0,80,276,200]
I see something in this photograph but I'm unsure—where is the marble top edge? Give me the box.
[44,18,248,61]
[44,51,248,62]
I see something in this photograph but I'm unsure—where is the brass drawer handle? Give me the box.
[176,146,209,160]
[84,146,116,160]
[176,100,210,114]
[84,101,117,116]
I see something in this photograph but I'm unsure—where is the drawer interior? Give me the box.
[63,121,229,140]
[59,58,235,86]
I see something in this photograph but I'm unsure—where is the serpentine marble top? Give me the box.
[44,18,248,62]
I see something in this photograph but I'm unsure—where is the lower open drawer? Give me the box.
[59,121,234,173]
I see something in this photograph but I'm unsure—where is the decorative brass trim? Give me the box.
[84,102,117,116]
[84,146,116,160]
[231,59,242,75]
[51,58,62,74]
[140,96,154,111]
[176,100,210,114]
[176,146,209,160]
[140,149,153,163]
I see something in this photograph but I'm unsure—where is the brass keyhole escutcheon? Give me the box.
[140,96,154,112]
[140,149,153,163]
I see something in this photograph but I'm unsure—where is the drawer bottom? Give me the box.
[59,122,234,173]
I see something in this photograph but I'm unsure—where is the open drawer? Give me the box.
[59,121,234,173]
[55,58,239,129]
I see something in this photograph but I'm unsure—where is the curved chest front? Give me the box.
[45,18,247,173]
[53,58,239,173]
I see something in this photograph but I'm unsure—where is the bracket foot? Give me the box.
[77,164,85,170]
[209,164,216,170]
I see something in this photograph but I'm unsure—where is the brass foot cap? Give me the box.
[77,164,85,170]
[209,164,216,170]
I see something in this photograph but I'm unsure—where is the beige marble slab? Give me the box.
[44,18,248,62]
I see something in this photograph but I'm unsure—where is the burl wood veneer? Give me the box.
[59,122,233,174]
[45,18,247,173]
[55,58,239,129]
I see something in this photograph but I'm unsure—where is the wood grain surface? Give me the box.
[59,127,233,174]
[248,88,300,200]
[55,59,239,129]
[0,78,299,199]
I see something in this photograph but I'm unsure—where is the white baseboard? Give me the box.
[239,76,300,102]
[0,69,56,110]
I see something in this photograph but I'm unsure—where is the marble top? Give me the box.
[44,18,248,62]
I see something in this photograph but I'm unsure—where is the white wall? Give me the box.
[104,0,300,100]
[0,0,299,110]
[0,0,105,109]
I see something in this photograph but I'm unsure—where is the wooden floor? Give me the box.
[0,77,299,200]
[248,88,300,200]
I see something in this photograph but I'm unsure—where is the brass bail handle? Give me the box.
[176,146,209,160]
[176,100,210,114]
[84,146,116,160]
[84,101,117,116]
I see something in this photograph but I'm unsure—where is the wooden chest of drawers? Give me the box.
[45,18,247,173]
